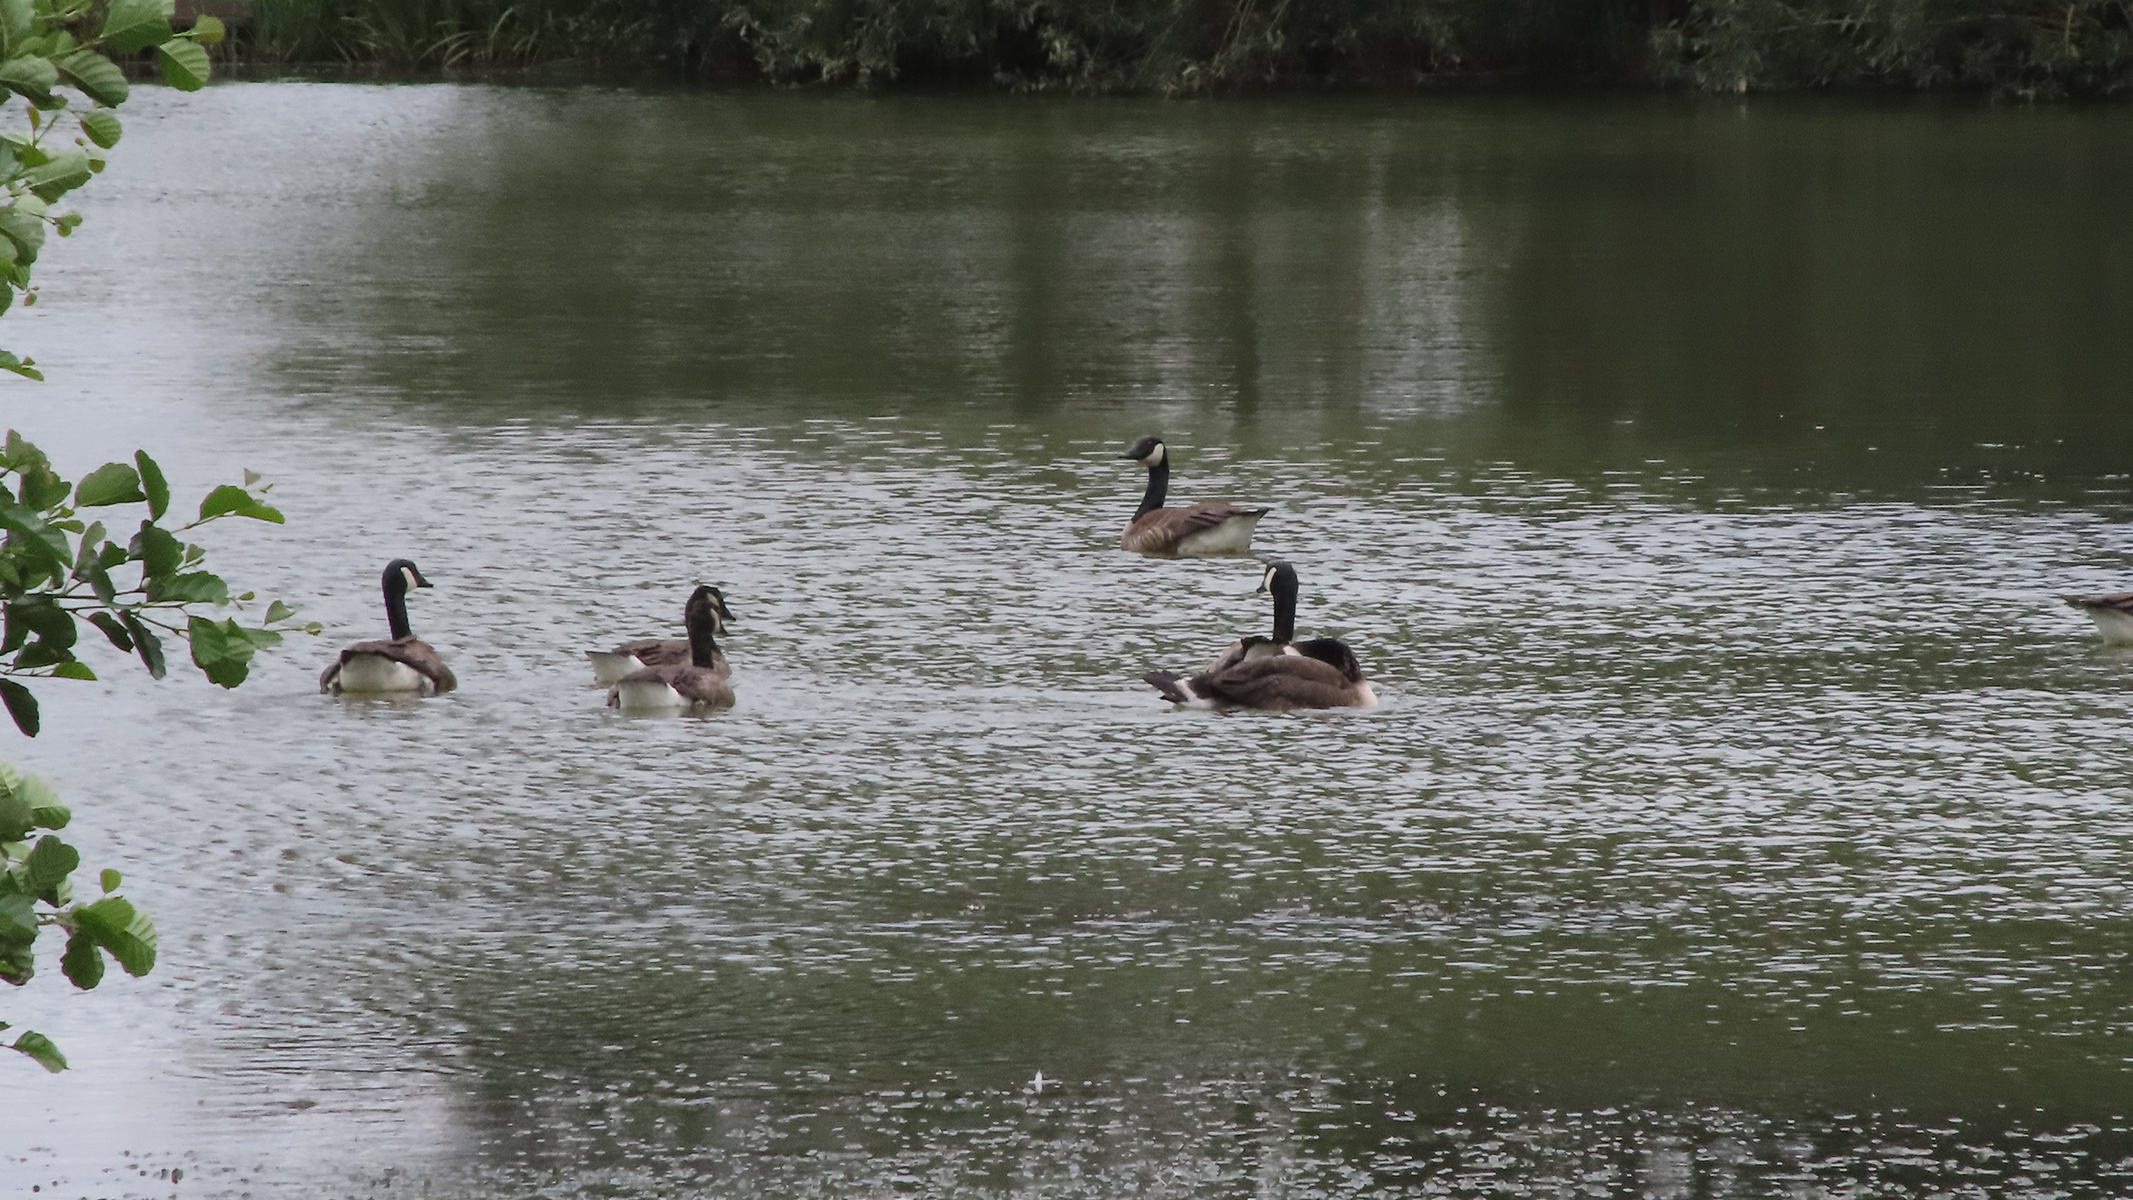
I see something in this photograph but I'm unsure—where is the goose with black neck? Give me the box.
[608,585,736,713]
[1118,436,1269,557]
[319,558,457,696]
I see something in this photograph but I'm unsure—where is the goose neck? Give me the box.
[1137,458,1170,517]
[686,609,721,669]
[383,572,413,641]
[1270,583,1296,644]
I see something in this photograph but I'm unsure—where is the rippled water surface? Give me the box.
[6,85,2133,1198]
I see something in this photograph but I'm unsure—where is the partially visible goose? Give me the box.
[319,559,456,695]
[2063,591,2133,644]
[586,585,735,685]
[1118,436,1269,557]
[608,586,735,714]
[1146,560,1375,711]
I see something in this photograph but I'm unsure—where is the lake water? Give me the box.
[5,84,2133,1198]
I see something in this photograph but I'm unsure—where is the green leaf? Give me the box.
[50,661,95,680]
[22,834,78,895]
[187,615,250,687]
[0,783,26,841]
[0,54,57,103]
[74,895,154,976]
[82,560,117,605]
[134,451,167,519]
[100,0,174,54]
[0,0,31,59]
[155,38,207,92]
[13,641,73,668]
[0,891,32,937]
[0,206,44,265]
[78,108,119,149]
[129,520,181,577]
[145,570,227,604]
[7,596,76,649]
[9,1029,66,1072]
[197,484,282,524]
[55,50,126,107]
[0,678,38,736]
[120,610,164,678]
[15,459,66,510]
[99,868,119,892]
[74,461,144,507]
[60,928,102,989]
[0,501,69,572]
[26,147,91,202]
[0,940,33,985]
[187,13,224,45]
[264,599,297,624]
[87,611,133,652]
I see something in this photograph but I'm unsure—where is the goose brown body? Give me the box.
[607,586,735,713]
[1118,436,1268,557]
[586,588,735,684]
[1146,561,1375,711]
[1146,647,1374,711]
[320,559,456,695]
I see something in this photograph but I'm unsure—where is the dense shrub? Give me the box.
[232,0,2133,96]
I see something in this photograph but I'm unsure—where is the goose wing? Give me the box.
[1204,635,1292,674]
[612,637,690,665]
[1289,637,1366,682]
[621,639,730,677]
[338,636,457,693]
[1170,654,1369,711]
[1122,501,1269,555]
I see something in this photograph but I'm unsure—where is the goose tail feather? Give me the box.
[1144,671,1196,704]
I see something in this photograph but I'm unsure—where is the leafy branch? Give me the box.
[0,0,224,379]
[1,430,318,737]
[0,760,151,1071]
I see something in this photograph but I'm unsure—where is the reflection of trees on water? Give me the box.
[1474,108,2133,499]
[271,93,1484,429]
[276,93,2131,508]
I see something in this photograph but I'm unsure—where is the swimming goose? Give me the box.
[608,586,735,713]
[1118,436,1269,557]
[319,559,457,695]
[586,585,735,684]
[1146,560,1375,711]
[2063,591,2133,644]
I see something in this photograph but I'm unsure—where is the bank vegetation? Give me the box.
[202,0,2132,98]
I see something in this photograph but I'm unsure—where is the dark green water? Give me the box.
[5,86,2133,1197]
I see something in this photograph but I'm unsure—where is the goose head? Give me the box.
[1255,560,1298,601]
[686,584,734,637]
[1119,436,1166,467]
[382,558,433,596]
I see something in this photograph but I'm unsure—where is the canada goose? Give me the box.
[2063,591,2133,644]
[1146,560,1375,711]
[608,586,735,713]
[319,559,457,695]
[1118,436,1269,557]
[586,585,735,684]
